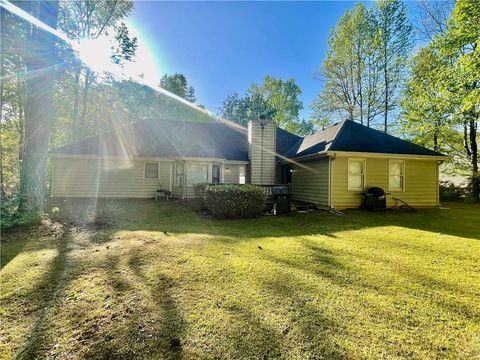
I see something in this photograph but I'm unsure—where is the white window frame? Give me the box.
[187,162,209,187]
[388,159,405,192]
[144,162,159,180]
[347,158,366,191]
[239,165,246,184]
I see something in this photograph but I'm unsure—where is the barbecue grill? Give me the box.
[361,187,387,211]
[272,185,290,215]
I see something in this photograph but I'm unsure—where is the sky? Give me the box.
[127,1,359,119]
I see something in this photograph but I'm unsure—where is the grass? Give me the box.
[1,199,479,359]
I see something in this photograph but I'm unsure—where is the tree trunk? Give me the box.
[470,118,478,173]
[20,0,59,213]
[465,116,479,201]
[79,68,92,138]
[0,77,4,199]
[383,50,388,133]
[72,65,81,138]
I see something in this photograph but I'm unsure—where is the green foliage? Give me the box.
[203,184,266,218]
[159,73,196,103]
[400,46,461,154]
[402,0,478,185]
[315,0,413,130]
[0,194,42,232]
[111,23,138,66]
[467,175,480,201]
[218,76,311,135]
[248,76,303,131]
[439,181,466,201]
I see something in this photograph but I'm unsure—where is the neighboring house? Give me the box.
[51,118,448,209]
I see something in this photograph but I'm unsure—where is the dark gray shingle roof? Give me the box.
[284,120,446,159]
[53,118,446,162]
[52,118,249,161]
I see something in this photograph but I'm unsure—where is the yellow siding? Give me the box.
[291,158,329,208]
[331,156,439,209]
[52,157,172,198]
[248,120,276,184]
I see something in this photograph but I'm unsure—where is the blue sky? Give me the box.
[129,1,411,119]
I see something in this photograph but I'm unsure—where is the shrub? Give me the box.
[0,193,42,232]
[203,184,266,218]
[466,174,480,202]
[439,181,466,201]
[194,183,210,208]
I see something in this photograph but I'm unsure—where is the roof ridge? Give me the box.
[327,120,348,151]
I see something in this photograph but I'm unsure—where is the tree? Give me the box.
[415,0,455,41]
[159,73,196,103]
[435,0,479,199]
[375,0,413,133]
[58,0,137,139]
[400,46,460,153]
[20,1,60,213]
[247,76,303,131]
[218,92,250,126]
[218,76,309,135]
[312,3,384,128]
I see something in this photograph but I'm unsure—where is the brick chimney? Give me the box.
[247,118,276,184]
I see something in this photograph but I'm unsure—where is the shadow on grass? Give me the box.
[15,228,74,359]
[47,198,480,242]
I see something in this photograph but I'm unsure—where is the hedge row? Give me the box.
[203,184,266,218]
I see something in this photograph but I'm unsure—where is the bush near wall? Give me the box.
[203,184,266,218]
[439,181,466,201]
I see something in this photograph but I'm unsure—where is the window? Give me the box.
[389,160,405,191]
[187,163,208,186]
[348,159,365,190]
[175,163,184,187]
[239,165,246,184]
[144,162,159,179]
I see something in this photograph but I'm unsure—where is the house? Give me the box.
[50,118,448,209]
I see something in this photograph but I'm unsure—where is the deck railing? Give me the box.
[256,184,290,196]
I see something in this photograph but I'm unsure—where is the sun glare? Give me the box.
[71,21,160,87]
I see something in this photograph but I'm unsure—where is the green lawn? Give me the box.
[1,200,479,359]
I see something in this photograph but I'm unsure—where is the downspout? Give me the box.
[329,153,336,210]
[179,158,186,200]
[260,121,264,184]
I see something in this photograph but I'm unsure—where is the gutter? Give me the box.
[326,151,450,161]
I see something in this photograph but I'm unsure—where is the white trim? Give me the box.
[143,162,160,180]
[177,157,249,164]
[347,158,366,191]
[388,159,405,192]
[327,151,448,161]
[169,163,173,192]
[238,164,246,184]
[51,159,55,196]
